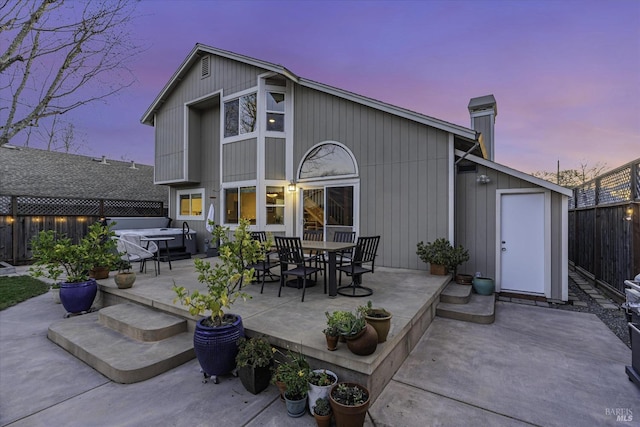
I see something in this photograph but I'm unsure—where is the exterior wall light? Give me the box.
[476,174,491,184]
[288,181,297,192]
[624,205,634,221]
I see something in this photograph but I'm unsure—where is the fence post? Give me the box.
[11,196,18,265]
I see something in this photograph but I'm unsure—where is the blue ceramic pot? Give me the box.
[473,277,495,295]
[59,279,97,313]
[193,314,244,377]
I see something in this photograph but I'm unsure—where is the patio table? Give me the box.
[300,240,356,297]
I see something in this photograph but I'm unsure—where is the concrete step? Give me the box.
[98,303,187,342]
[436,293,495,324]
[440,282,472,304]
[48,305,194,384]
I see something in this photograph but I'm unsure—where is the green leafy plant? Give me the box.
[29,221,117,284]
[329,309,366,338]
[114,258,133,274]
[83,221,119,271]
[416,238,469,273]
[314,397,331,416]
[271,346,310,400]
[308,370,337,387]
[323,310,346,337]
[235,336,274,369]
[331,383,369,406]
[173,218,266,327]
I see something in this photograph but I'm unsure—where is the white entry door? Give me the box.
[499,192,547,295]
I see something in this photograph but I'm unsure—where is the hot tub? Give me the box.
[108,217,197,255]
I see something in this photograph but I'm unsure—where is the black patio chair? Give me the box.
[275,236,324,302]
[337,235,380,297]
[333,231,356,266]
[246,231,279,294]
[303,229,324,280]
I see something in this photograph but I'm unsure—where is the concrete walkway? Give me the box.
[1,281,639,426]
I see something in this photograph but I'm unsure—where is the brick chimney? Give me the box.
[468,95,497,161]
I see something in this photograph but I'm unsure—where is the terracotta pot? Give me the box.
[430,264,447,275]
[325,334,339,351]
[276,380,287,401]
[455,274,474,285]
[329,382,370,427]
[314,412,332,427]
[114,272,136,289]
[365,309,392,343]
[89,266,110,280]
[345,324,378,356]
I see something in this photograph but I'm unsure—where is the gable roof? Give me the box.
[0,146,168,202]
[455,149,573,197]
[141,44,482,155]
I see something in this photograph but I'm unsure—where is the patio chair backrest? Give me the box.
[352,236,380,268]
[250,231,268,244]
[303,229,323,241]
[333,231,356,243]
[119,233,157,260]
[274,236,305,265]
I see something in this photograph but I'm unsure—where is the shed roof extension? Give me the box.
[141,43,482,155]
[0,146,168,202]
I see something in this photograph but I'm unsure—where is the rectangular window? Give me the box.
[225,186,256,225]
[224,93,257,137]
[265,185,285,225]
[266,92,285,132]
[177,189,204,220]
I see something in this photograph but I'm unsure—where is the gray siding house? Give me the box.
[142,44,571,302]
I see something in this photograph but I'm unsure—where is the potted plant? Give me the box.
[272,346,310,418]
[361,300,392,343]
[113,259,136,289]
[173,218,265,383]
[313,397,332,427]
[334,309,378,356]
[29,222,113,315]
[416,238,469,276]
[235,336,273,394]
[323,311,341,351]
[84,221,119,280]
[329,382,370,427]
[308,369,338,416]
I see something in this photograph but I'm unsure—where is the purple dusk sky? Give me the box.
[20,0,640,175]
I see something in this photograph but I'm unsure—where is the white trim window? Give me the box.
[266,91,285,132]
[224,92,257,138]
[224,185,256,225]
[176,188,205,220]
[265,185,285,225]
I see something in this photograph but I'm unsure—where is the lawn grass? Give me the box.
[0,276,50,310]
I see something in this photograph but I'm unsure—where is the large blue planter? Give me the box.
[473,277,495,295]
[193,314,244,379]
[59,279,97,314]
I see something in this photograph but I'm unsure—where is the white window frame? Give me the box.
[265,90,285,134]
[222,181,257,226]
[176,188,205,220]
[222,88,258,143]
[264,181,287,231]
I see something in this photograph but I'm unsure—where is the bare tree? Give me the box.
[0,0,141,146]
[532,161,608,188]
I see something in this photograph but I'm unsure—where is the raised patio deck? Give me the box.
[91,257,450,402]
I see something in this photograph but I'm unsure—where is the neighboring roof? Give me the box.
[455,149,573,197]
[0,146,168,202]
[141,43,481,154]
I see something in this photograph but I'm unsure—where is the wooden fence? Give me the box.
[568,159,640,298]
[0,195,165,265]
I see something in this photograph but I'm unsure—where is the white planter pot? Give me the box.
[307,369,337,415]
[51,288,61,304]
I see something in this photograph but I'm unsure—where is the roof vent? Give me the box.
[129,160,137,169]
[201,55,210,78]
[93,155,109,164]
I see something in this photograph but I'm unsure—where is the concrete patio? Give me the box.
[1,261,639,426]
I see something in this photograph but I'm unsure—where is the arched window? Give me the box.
[298,142,357,180]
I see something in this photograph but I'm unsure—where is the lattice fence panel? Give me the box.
[103,199,164,217]
[636,161,640,200]
[16,196,100,216]
[575,182,596,208]
[598,166,631,205]
[0,196,10,215]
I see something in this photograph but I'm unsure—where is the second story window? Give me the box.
[266,92,285,132]
[224,93,257,138]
